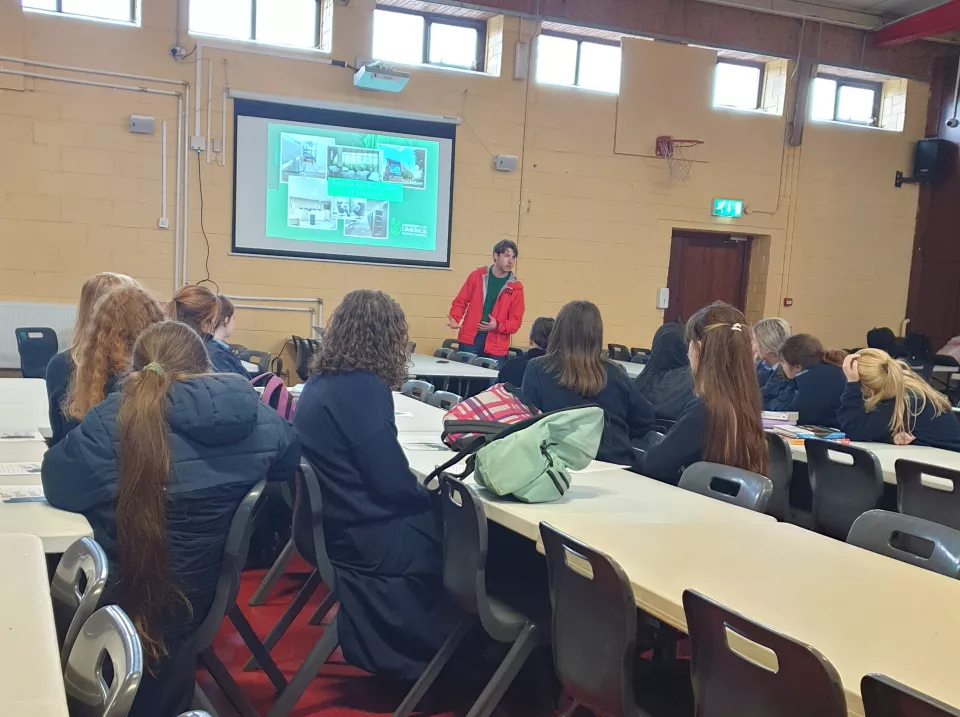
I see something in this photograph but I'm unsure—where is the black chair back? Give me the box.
[293,461,337,588]
[896,459,960,530]
[630,347,651,364]
[679,462,773,512]
[451,350,478,364]
[442,339,461,350]
[440,476,487,619]
[540,523,638,717]
[861,674,960,717]
[607,343,630,361]
[764,432,794,521]
[238,349,271,375]
[683,589,847,717]
[805,439,883,539]
[507,347,523,358]
[16,326,58,378]
[847,510,960,578]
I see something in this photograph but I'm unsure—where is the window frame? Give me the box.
[373,5,487,72]
[189,0,323,50]
[537,30,619,89]
[23,0,139,25]
[713,59,766,111]
[814,73,883,127]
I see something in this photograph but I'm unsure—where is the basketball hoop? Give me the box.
[656,136,704,183]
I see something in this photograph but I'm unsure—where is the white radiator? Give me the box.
[0,302,77,369]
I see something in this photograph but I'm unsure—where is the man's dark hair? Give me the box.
[530,317,555,350]
[493,239,518,257]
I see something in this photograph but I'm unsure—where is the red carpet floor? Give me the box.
[198,558,544,717]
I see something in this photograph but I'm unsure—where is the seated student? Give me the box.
[633,322,694,422]
[169,285,249,378]
[768,334,847,427]
[838,349,960,450]
[867,326,907,359]
[498,316,555,388]
[46,272,135,445]
[752,317,792,389]
[637,302,768,485]
[57,285,166,445]
[294,289,456,680]
[41,321,300,717]
[521,300,654,467]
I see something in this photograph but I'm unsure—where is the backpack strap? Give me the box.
[441,420,509,448]
[423,435,486,491]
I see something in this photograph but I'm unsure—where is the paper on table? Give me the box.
[0,462,42,476]
[400,440,450,451]
[0,484,45,499]
[395,411,414,418]
[0,431,44,441]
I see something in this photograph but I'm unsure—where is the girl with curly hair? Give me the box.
[60,285,166,441]
[294,289,456,679]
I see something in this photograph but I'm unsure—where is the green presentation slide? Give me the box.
[265,122,442,251]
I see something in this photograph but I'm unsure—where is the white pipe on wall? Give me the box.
[174,95,183,290]
[183,85,191,287]
[0,55,186,86]
[224,295,324,331]
[220,89,227,167]
[0,68,181,96]
[194,46,202,139]
[161,120,168,227]
[206,58,212,164]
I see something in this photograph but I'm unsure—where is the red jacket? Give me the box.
[449,266,525,358]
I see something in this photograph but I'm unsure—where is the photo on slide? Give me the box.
[326,146,383,182]
[280,133,333,183]
[381,145,427,190]
[286,176,337,230]
[330,197,351,219]
[344,200,389,239]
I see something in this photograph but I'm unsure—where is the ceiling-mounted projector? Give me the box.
[353,62,409,92]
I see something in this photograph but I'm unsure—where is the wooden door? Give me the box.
[664,231,750,324]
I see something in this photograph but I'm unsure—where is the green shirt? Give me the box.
[482,270,510,322]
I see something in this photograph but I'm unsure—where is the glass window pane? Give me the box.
[190,0,253,40]
[810,77,837,121]
[22,0,58,11]
[714,62,761,110]
[256,0,317,47]
[837,84,876,124]
[578,42,620,93]
[372,10,425,65]
[61,0,132,21]
[428,23,479,69]
[536,35,578,87]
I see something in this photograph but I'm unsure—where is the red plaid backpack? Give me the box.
[441,383,538,449]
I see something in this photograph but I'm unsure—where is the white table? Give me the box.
[408,353,499,379]
[0,378,51,435]
[241,359,259,373]
[393,393,446,434]
[0,534,70,717]
[790,441,960,485]
[612,359,644,378]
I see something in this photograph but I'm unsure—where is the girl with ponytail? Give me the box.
[766,334,848,427]
[838,349,960,450]
[42,321,300,717]
[637,301,767,484]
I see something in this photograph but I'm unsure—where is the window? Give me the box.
[535,33,621,93]
[713,61,763,110]
[21,0,137,23]
[810,75,881,126]
[190,0,320,49]
[372,8,484,71]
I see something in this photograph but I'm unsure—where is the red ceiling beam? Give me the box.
[874,0,960,47]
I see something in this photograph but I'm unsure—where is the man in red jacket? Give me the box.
[447,240,525,367]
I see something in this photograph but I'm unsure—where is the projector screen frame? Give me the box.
[231,97,457,269]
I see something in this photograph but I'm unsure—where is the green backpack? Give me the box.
[426,406,605,503]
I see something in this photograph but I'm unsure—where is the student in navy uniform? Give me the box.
[169,284,249,378]
[752,317,792,389]
[46,272,135,445]
[42,321,300,717]
[521,300,655,468]
[637,302,768,485]
[633,322,694,422]
[498,316,554,388]
[767,334,847,427]
[839,348,960,450]
[294,289,456,680]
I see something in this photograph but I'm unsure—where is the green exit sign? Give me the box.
[712,198,743,218]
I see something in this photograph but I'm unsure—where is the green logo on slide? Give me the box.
[390,218,402,236]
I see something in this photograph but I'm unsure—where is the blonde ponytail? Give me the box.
[857,349,951,435]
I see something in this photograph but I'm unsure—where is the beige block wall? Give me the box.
[0,0,925,358]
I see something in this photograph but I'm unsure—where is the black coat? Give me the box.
[204,336,251,378]
[634,324,694,421]
[522,357,655,467]
[767,362,846,427]
[838,382,960,450]
[498,346,545,388]
[44,349,119,446]
[636,396,707,485]
[42,374,300,717]
[294,370,455,680]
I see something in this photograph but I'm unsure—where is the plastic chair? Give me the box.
[632,431,665,452]
[683,589,847,717]
[15,326,58,379]
[805,439,884,540]
[194,481,286,717]
[846,510,960,578]
[442,339,461,351]
[861,674,960,717]
[678,462,773,512]
[259,461,340,717]
[895,459,960,530]
[507,347,523,358]
[630,348,651,364]
[540,523,693,717]
[401,379,435,402]
[764,432,794,522]
[428,390,461,410]
[63,605,143,717]
[451,350,478,364]
[607,343,631,361]
[394,477,548,717]
[247,481,296,608]
[472,356,499,370]
[407,341,416,354]
[51,536,109,669]
[434,347,454,359]
[238,349,271,375]
[178,713,214,717]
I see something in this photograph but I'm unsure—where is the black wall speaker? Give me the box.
[914,138,954,183]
